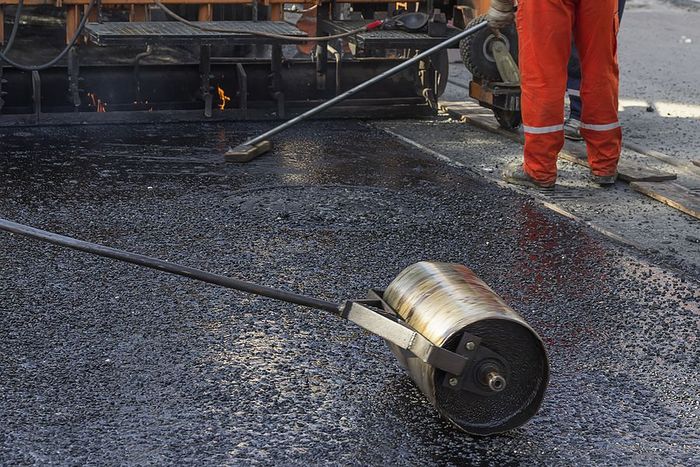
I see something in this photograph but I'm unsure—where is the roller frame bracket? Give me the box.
[340,291,470,376]
[439,332,512,396]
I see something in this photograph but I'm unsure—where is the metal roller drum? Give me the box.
[383,262,549,435]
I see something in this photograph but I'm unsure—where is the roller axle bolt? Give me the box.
[465,341,476,351]
[487,372,506,392]
[477,362,507,392]
[449,377,459,387]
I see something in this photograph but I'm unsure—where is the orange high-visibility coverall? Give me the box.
[516,0,622,184]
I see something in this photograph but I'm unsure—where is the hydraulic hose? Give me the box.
[0,0,95,71]
[1,0,24,54]
[154,0,383,42]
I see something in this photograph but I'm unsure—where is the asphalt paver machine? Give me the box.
[0,0,471,125]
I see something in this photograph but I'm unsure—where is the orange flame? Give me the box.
[217,86,231,111]
[87,92,107,113]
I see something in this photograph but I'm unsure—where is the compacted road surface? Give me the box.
[0,122,698,465]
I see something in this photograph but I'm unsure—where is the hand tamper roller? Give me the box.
[0,218,549,435]
[382,261,549,434]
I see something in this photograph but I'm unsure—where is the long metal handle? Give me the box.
[0,218,339,313]
[236,21,488,148]
[0,217,469,374]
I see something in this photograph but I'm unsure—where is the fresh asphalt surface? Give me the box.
[0,122,698,465]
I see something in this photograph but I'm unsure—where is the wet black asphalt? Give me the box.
[0,121,698,465]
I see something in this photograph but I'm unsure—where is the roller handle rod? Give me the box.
[238,21,488,148]
[0,218,340,313]
[0,218,474,375]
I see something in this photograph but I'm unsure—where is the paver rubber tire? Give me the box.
[459,15,519,81]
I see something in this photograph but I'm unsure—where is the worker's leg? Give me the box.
[575,0,623,176]
[516,0,575,184]
[567,0,625,125]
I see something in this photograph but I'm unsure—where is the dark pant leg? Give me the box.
[567,47,582,121]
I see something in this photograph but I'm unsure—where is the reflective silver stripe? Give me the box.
[567,88,581,97]
[522,124,564,134]
[580,121,621,131]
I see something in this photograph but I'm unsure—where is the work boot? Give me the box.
[564,118,583,141]
[590,172,618,186]
[502,161,555,190]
